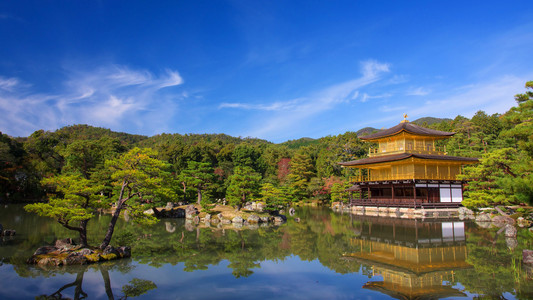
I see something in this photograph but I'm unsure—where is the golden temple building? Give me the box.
[340,117,478,208]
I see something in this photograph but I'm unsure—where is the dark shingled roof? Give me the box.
[360,122,455,140]
[339,153,478,167]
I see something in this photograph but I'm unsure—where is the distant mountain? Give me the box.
[356,127,379,137]
[354,117,451,138]
[412,117,452,126]
[55,124,148,144]
[138,132,271,147]
[280,137,318,149]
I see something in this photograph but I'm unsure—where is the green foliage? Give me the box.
[279,137,319,149]
[459,148,532,207]
[315,132,366,178]
[330,180,351,204]
[287,150,315,200]
[179,161,215,204]
[121,278,157,298]
[232,144,266,174]
[60,137,125,179]
[226,166,261,209]
[107,147,177,216]
[260,183,293,212]
[24,173,105,245]
[100,147,177,249]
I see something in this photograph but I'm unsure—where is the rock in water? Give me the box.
[185,205,198,219]
[65,252,87,265]
[232,216,244,224]
[117,246,131,258]
[523,250,533,265]
[79,248,93,256]
[33,246,57,256]
[475,213,491,222]
[55,238,75,249]
[504,224,517,237]
[247,214,260,224]
[2,229,15,236]
[103,245,118,255]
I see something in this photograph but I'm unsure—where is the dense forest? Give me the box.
[0,81,531,210]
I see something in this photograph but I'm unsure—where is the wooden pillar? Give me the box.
[391,183,394,203]
[413,183,417,208]
[426,183,430,203]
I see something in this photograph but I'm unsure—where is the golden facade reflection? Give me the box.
[344,217,471,299]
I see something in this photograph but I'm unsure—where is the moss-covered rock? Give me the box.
[28,243,131,266]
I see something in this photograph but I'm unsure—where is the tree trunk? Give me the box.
[182,182,187,203]
[197,187,202,205]
[152,206,162,218]
[99,266,114,300]
[100,181,127,250]
[99,200,124,249]
[78,219,88,247]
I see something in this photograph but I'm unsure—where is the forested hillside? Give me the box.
[1,81,531,208]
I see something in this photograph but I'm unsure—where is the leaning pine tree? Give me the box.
[99,147,176,249]
[25,147,176,249]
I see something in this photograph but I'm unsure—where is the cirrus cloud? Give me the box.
[0,65,184,137]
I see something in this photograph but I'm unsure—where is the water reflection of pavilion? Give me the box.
[344,216,471,299]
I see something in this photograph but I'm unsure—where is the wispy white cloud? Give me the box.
[363,75,530,128]
[406,86,431,96]
[0,65,185,136]
[411,75,527,118]
[361,59,390,78]
[219,59,391,140]
[360,92,392,103]
[0,76,21,92]
[388,74,408,84]
[380,105,408,112]
[219,98,301,111]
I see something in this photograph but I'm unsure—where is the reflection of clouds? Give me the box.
[1,256,379,299]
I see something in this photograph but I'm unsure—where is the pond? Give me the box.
[0,204,532,299]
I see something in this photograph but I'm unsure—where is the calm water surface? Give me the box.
[0,205,532,299]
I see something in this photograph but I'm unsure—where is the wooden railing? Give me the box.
[368,146,446,157]
[349,172,457,183]
[349,198,462,209]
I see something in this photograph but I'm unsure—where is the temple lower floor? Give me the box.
[348,179,464,209]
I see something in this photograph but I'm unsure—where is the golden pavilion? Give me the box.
[339,116,478,209]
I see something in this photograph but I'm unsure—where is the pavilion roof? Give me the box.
[360,122,455,140]
[339,153,478,167]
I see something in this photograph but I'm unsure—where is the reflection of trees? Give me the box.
[453,225,533,299]
[0,204,129,273]
[125,207,366,278]
[9,204,533,298]
[121,278,157,299]
[23,261,155,300]
[36,267,88,299]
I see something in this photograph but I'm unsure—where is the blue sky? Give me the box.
[0,1,532,143]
